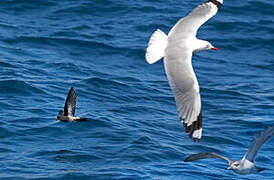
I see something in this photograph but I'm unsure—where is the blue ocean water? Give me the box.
[0,0,273,179]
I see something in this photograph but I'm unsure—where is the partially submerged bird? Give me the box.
[184,126,274,175]
[57,87,88,122]
[145,0,223,141]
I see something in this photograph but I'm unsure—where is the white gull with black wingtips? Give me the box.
[145,0,223,141]
[184,126,274,175]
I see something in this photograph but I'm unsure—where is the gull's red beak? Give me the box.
[211,47,219,51]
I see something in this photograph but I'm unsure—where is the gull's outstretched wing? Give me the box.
[184,152,233,164]
[164,50,202,141]
[168,0,223,39]
[243,126,274,162]
[64,87,76,116]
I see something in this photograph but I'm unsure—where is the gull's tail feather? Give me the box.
[145,29,167,64]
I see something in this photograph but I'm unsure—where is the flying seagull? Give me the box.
[57,87,88,122]
[184,126,274,175]
[145,0,223,141]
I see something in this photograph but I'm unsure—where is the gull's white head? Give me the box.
[206,41,219,51]
[193,40,219,53]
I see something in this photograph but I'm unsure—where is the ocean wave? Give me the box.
[0,61,15,68]
[0,0,273,179]
[0,79,45,96]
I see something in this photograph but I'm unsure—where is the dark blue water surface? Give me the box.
[0,0,273,179]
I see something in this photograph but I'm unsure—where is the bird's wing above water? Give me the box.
[168,0,223,39]
[184,152,232,164]
[243,126,274,162]
[64,87,76,116]
[164,51,202,141]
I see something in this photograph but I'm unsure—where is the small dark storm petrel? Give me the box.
[57,87,88,122]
